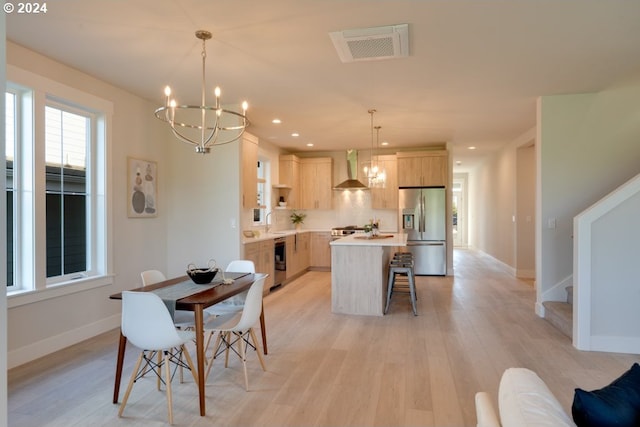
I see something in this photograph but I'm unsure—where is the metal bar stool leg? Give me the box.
[408,266,417,316]
[385,265,395,314]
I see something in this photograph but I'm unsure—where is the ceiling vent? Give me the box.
[329,24,409,63]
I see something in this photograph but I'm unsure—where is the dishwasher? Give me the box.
[274,237,286,288]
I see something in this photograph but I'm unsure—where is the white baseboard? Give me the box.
[588,335,640,355]
[516,269,535,279]
[8,314,120,369]
[478,250,516,276]
[541,274,573,302]
[535,302,545,318]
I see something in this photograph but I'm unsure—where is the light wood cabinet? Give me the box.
[300,157,333,209]
[297,232,310,271]
[286,232,310,279]
[285,234,297,277]
[243,239,274,289]
[242,133,259,209]
[310,231,332,270]
[396,150,448,187]
[278,155,300,209]
[371,155,398,209]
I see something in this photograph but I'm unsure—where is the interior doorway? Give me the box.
[452,175,468,247]
[515,143,536,279]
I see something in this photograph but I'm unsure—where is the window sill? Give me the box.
[7,274,115,309]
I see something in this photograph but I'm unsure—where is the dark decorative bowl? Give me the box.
[187,268,219,284]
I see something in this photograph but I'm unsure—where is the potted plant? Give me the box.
[290,211,306,230]
[363,219,380,237]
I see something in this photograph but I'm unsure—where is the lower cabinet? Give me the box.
[286,232,310,279]
[310,232,332,270]
[298,232,310,271]
[243,240,274,290]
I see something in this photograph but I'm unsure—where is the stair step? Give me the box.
[543,301,573,338]
[566,285,573,305]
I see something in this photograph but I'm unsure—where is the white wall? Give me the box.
[537,75,640,306]
[165,135,243,276]
[6,42,171,368]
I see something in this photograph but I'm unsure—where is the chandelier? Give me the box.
[154,30,249,154]
[363,109,386,188]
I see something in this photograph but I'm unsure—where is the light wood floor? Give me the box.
[9,249,640,426]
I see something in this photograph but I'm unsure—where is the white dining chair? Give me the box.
[118,291,198,424]
[204,274,267,390]
[204,260,255,317]
[140,269,201,329]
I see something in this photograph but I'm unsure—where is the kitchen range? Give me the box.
[330,226,366,239]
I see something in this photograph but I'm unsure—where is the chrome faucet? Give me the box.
[265,211,272,234]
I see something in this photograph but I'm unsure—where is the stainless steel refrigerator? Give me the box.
[399,187,446,275]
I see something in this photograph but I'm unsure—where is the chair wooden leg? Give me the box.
[164,351,174,425]
[156,351,162,390]
[224,332,232,368]
[118,352,144,418]
[239,331,249,391]
[203,330,214,355]
[205,332,222,382]
[181,344,198,386]
[249,328,266,371]
[178,351,184,384]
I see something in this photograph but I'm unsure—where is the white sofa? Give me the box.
[475,367,576,427]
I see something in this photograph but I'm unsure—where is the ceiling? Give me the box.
[6,1,640,172]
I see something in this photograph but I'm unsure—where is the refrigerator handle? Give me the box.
[420,194,425,233]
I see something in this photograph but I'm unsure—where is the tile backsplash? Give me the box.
[270,190,398,232]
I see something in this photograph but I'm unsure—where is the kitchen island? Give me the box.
[330,233,407,316]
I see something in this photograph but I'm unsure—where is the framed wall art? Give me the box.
[127,157,157,218]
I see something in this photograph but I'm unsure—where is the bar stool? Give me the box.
[385,253,417,316]
[392,252,415,297]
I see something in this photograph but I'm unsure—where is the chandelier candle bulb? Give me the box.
[164,86,171,106]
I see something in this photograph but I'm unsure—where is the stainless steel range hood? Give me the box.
[333,149,369,190]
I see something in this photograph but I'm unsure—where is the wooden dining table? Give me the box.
[109,272,267,416]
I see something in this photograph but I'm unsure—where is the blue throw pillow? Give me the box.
[572,363,640,427]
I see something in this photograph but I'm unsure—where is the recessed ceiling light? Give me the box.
[272,119,281,124]
[468,146,476,150]
[292,132,299,137]
[381,141,389,146]
[306,143,314,147]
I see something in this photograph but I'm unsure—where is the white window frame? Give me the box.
[44,101,94,285]
[5,90,18,293]
[6,65,113,308]
[253,157,271,225]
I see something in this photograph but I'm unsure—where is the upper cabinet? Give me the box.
[241,133,259,209]
[300,157,333,209]
[371,154,398,209]
[278,154,300,209]
[396,150,448,187]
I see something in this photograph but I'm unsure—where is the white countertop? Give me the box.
[242,229,314,244]
[329,233,408,247]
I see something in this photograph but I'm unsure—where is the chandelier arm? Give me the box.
[168,124,203,148]
[203,127,248,147]
[201,126,220,147]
